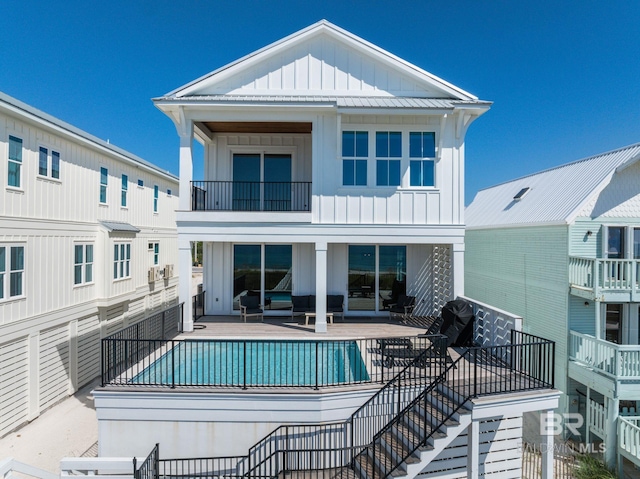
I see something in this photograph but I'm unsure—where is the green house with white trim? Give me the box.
[464,142,640,470]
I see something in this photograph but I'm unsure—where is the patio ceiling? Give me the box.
[202,121,312,134]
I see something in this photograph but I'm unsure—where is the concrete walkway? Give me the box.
[0,379,99,474]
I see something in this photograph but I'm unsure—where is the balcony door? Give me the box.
[232,153,291,211]
[604,303,640,345]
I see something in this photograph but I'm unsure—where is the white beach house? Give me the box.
[153,20,492,333]
[85,21,559,479]
[0,91,179,438]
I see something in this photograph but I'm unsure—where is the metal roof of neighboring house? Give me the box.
[153,94,490,110]
[0,91,178,183]
[466,143,640,229]
[100,221,141,233]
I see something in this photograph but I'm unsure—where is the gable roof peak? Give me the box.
[163,20,478,101]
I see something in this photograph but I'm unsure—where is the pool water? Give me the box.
[132,340,370,387]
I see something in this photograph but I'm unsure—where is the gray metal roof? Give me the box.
[153,94,490,110]
[100,221,141,233]
[0,91,178,183]
[466,143,640,228]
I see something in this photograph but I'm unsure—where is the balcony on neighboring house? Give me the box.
[191,180,312,212]
[568,330,640,398]
[569,256,640,302]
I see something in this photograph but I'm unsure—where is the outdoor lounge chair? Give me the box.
[388,294,416,321]
[291,295,315,319]
[240,295,263,322]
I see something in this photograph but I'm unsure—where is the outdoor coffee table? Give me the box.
[304,312,334,325]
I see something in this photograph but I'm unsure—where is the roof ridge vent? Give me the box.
[513,187,531,201]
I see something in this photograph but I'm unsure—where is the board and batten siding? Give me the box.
[200,34,448,98]
[0,100,180,438]
[465,225,569,408]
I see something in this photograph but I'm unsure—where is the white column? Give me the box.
[315,241,328,333]
[540,409,554,479]
[178,126,193,212]
[604,396,619,468]
[467,419,479,479]
[179,239,194,332]
[452,243,465,298]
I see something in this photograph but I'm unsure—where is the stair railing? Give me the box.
[241,335,448,479]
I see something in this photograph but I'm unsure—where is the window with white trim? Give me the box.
[74,244,93,285]
[0,245,25,300]
[8,136,22,188]
[167,188,172,197]
[409,132,436,187]
[153,185,159,212]
[375,131,401,186]
[113,243,131,280]
[39,147,61,179]
[137,179,144,187]
[121,174,128,207]
[149,242,159,265]
[342,131,368,186]
[100,167,108,203]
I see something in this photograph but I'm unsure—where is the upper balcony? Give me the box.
[569,256,640,302]
[191,181,312,212]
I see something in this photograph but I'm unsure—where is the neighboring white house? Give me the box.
[465,143,640,470]
[154,20,492,332]
[0,91,180,438]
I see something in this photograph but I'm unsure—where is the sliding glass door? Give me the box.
[348,245,406,313]
[233,244,292,312]
[232,153,292,211]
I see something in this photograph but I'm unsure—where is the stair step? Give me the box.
[380,429,421,464]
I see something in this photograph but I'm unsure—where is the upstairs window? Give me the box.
[375,132,401,186]
[137,179,144,187]
[121,174,128,207]
[167,188,172,197]
[113,243,131,280]
[8,136,22,188]
[342,131,368,186]
[100,167,108,203]
[74,244,93,285]
[409,132,436,187]
[39,147,61,179]
[153,185,159,212]
[0,245,24,300]
[149,242,159,265]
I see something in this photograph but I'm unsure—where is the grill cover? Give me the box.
[440,299,475,347]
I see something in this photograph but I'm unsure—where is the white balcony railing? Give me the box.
[569,331,640,379]
[460,295,522,347]
[588,399,607,438]
[619,416,640,464]
[569,256,640,295]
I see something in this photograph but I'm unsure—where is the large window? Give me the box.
[74,244,93,285]
[39,147,61,179]
[409,132,436,187]
[348,245,406,312]
[113,243,131,280]
[233,244,292,312]
[0,245,24,300]
[376,132,401,186]
[8,136,22,188]
[149,242,159,265]
[100,167,108,203]
[342,131,368,186]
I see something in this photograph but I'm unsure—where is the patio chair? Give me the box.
[388,294,416,321]
[291,295,315,319]
[240,295,263,322]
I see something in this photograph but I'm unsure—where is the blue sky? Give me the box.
[1,0,639,203]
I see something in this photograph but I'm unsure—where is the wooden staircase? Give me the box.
[348,384,471,479]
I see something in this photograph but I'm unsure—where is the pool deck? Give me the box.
[182,315,430,339]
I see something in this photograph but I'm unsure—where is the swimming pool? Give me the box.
[132,340,370,387]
